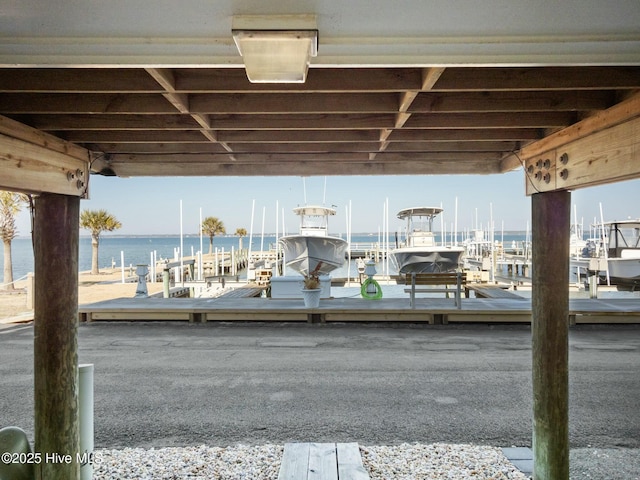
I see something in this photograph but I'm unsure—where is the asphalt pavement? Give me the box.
[1,321,639,478]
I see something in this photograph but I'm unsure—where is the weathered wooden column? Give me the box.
[33,192,80,480]
[531,190,570,480]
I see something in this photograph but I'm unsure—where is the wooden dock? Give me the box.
[78,296,640,325]
[216,285,265,298]
[466,284,528,300]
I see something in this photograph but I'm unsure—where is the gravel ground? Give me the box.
[92,443,529,480]
[89,444,640,479]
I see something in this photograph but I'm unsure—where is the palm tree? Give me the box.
[79,209,122,274]
[235,227,247,251]
[201,216,226,254]
[0,191,29,290]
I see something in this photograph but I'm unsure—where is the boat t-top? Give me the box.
[278,205,348,276]
[390,206,465,274]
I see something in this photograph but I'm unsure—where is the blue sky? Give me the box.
[13,172,640,236]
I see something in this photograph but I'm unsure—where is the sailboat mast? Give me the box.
[323,176,327,205]
[303,177,307,204]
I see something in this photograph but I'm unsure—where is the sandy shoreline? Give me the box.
[0,269,164,322]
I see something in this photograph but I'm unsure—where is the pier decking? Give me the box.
[466,284,528,300]
[78,296,640,325]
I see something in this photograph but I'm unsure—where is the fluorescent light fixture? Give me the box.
[232,15,318,83]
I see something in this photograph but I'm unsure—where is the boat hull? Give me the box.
[598,257,640,286]
[279,235,348,276]
[390,246,465,274]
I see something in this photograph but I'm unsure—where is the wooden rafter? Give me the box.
[509,92,640,194]
[0,115,89,196]
[0,66,637,182]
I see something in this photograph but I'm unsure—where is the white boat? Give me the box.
[279,206,348,276]
[390,207,465,274]
[592,219,640,287]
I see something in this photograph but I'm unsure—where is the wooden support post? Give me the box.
[33,193,80,480]
[531,190,570,480]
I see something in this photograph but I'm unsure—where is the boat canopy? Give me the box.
[292,206,337,216]
[602,219,640,228]
[605,219,640,253]
[396,207,443,220]
[290,205,338,236]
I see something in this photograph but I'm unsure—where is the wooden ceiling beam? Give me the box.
[145,68,190,114]
[1,90,611,116]
[384,141,518,152]
[58,129,543,145]
[59,130,212,143]
[190,93,400,114]
[422,67,446,90]
[218,130,381,143]
[398,91,419,113]
[58,127,544,145]
[12,114,202,130]
[145,68,232,153]
[433,67,640,91]
[522,115,640,194]
[0,133,89,196]
[0,67,636,183]
[89,140,517,155]
[0,93,176,114]
[405,112,575,129]
[376,151,502,162]
[0,116,89,196]
[64,129,392,144]
[388,128,542,141]
[0,68,163,92]
[175,68,424,92]
[110,151,498,164]
[220,141,515,153]
[87,142,231,154]
[410,91,615,113]
[225,142,382,153]
[194,112,571,131]
[515,93,640,193]
[376,67,446,157]
[0,115,87,160]
[519,92,640,159]
[110,159,502,177]
[208,114,396,130]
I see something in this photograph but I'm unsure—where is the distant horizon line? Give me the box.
[15,230,532,239]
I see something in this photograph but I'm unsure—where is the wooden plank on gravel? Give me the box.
[336,443,370,480]
[278,442,369,479]
[278,443,310,480]
[308,443,338,480]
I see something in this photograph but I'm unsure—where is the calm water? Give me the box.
[3,232,529,282]
[4,235,272,282]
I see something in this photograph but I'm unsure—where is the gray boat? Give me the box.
[279,206,348,276]
[390,206,465,274]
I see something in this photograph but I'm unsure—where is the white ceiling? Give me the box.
[1,0,639,67]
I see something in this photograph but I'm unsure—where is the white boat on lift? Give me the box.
[390,206,465,274]
[279,205,348,276]
[591,219,640,287]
